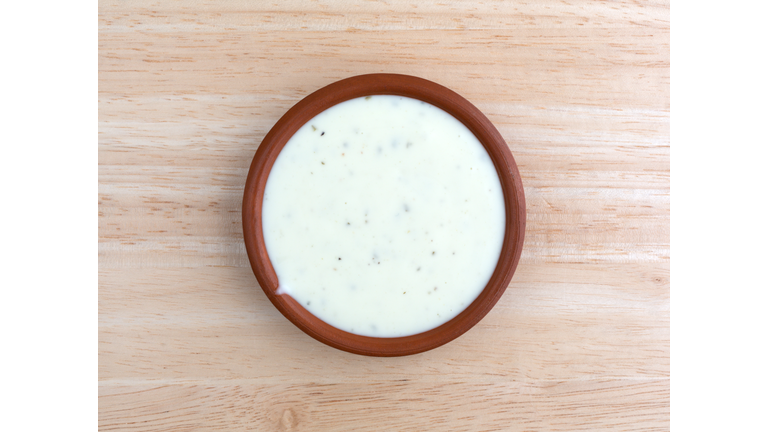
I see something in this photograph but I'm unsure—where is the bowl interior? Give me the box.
[242,74,526,356]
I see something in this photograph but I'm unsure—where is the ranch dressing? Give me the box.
[262,95,505,337]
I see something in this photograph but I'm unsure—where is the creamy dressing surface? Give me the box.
[262,95,505,337]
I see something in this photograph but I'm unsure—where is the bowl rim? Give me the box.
[242,73,526,357]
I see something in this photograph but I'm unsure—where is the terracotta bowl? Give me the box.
[242,74,525,357]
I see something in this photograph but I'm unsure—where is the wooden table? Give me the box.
[99,1,669,430]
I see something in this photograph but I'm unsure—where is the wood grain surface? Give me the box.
[99,1,670,430]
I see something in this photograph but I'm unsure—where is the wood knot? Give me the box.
[280,408,296,430]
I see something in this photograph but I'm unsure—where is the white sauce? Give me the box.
[262,95,505,337]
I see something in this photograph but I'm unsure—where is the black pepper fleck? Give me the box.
[321,131,325,136]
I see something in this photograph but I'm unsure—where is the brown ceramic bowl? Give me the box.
[243,74,525,357]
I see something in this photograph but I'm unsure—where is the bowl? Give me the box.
[242,73,525,356]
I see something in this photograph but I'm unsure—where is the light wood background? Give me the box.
[99,1,669,430]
